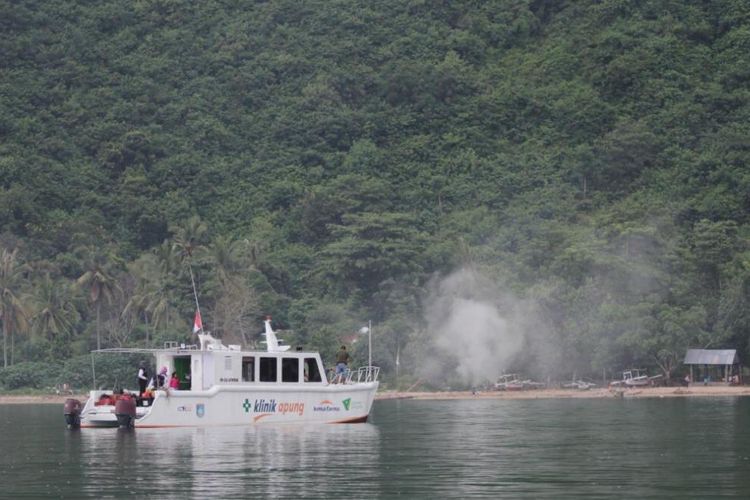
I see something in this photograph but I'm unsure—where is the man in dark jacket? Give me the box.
[137,362,148,396]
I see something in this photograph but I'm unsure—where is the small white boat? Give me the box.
[562,380,597,390]
[493,374,544,391]
[608,369,662,388]
[64,318,379,428]
[494,374,524,391]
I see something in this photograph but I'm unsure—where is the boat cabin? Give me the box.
[153,333,326,391]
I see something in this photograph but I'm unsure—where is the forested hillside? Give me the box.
[1,0,749,390]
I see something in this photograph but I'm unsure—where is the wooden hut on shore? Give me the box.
[683,349,741,385]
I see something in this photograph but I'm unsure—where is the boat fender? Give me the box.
[63,398,82,429]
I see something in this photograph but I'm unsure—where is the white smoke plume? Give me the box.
[420,268,529,387]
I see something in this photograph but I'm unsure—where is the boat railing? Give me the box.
[163,341,199,350]
[327,366,380,384]
[356,366,380,383]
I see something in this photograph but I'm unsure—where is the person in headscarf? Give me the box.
[157,366,169,388]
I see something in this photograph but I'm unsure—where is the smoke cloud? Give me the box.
[420,268,531,387]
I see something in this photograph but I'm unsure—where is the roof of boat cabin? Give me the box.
[92,347,322,357]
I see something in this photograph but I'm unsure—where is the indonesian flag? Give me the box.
[193,310,203,334]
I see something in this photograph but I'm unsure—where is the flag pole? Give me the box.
[188,262,202,333]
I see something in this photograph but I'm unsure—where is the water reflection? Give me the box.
[4,399,750,498]
[76,423,381,498]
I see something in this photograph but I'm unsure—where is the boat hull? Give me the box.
[79,382,378,428]
[79,403,150,428]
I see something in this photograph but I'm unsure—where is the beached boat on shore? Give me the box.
[64,318,379,428]
[608,369,662,388]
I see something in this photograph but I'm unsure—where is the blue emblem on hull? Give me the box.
[196,404,205,418]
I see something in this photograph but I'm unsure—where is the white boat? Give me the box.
[494,374,524,391]
[608,369,662,388]
[64,318,379,428]
[562,379,597,390]
[493,374,544,391]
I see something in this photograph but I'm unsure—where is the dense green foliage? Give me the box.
[1,0,749,389]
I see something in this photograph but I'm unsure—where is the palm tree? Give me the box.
[124,254,161,345]
[153,240,180,277]
[171,215,208,263]
[148,242,182,334]
[31,273,81,345]
[76,247,120,350]
[146,278,178,333]
[170,216,208,326]
[207,235,246,287]
[205,236,260,343]
[0,248,30,367]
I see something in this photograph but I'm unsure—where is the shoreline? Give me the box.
[1,385,750,405]
[376,385,750,400]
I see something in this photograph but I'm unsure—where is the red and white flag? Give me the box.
[193,310,203,334]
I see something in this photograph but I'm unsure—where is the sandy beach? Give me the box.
[2,385,750,405]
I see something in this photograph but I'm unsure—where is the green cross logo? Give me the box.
[242,398,252,413]
[342,398,351,411]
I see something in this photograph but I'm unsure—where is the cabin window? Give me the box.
[304,358,322,382]
[225,356,232,371]
[282,358,299,383]
[259,357,277,382]
[242,357,255,382]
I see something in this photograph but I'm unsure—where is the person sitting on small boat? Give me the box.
[157,366,168,388]
[335,345,351,383]
[137,362,148,396]
[169,372,180,390]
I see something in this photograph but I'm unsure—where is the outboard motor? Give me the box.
[115,395,136,428]
[63,398,82,429]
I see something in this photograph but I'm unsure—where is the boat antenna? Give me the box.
[91,352,96,390]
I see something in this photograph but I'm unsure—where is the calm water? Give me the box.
[1,397,750,498]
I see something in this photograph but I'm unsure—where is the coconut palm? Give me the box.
[170,216,209,326]
[207,235,247,286]
[205,236,260,343]
[171,215,208,261]
[152,240,181,277]
[0,248,30,367]
[76,247,120,350]
[124,248,184,342]
[146,278,179,332]
[31,273,81,343]
[123,254,160,345]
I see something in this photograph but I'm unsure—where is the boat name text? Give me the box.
[244,398,304,416]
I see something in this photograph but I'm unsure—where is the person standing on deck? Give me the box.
[137,362,149,396]
[335,345,351,382]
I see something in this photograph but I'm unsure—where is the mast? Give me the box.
[263,317,290,352]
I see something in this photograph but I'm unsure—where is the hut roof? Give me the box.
[683,349,739,365]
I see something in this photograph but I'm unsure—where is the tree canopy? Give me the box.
[1,0,749,389]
